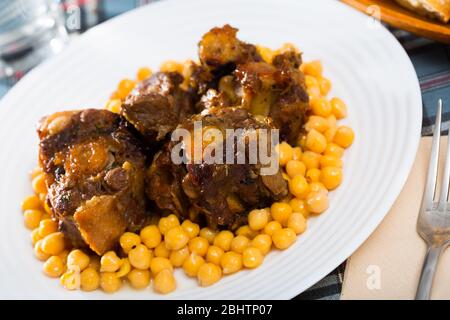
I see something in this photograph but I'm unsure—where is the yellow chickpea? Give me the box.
[242,247,264,269]
[320,155,343,169]
[306,129,327,154]
[330,97,347,119]
[165,226,190,251]
[248,209,269,231]
[277,142,294,167]
[80,267,100,291]
[305,116,329,133]
[100,251,122,272]
[158,214,180,235]
[302,151,321,170]
[181,219,200,238]
[169,246,190,267]
[117,79,136,100]
[320,166,343,190]
[154,241,171,258]
[129,244,152,270]
[305,168,320,183]
[304,74,319,89]
[251,234,272,255]
[136,67,152,81]
[230,235,250,254]
[60,270,80,290]
[310,97,332,117]
[324,143,344,158]
[160,60,183,73]
[34,240,50,261]
[264,220,283,236]
[31,228,41,246]
[105,98,122,113]
[100,272,122,293]
[206,246,225,265]
[272,228,297,250]
[153,269,176,294]
[292,147,302,161]
[288,212,307,235]
[197,263,222,287]
[43,256,65,278]
[271,202,292,226]
[140,225,161,249]
[23,209,43,230]
[150,257,173,275]
[183,253,205,277]
[220,252,243,275]
[289,175,310,199]
[334,126,355,148]
[127,269,151,289]
[188,237,209,257]
[318,77,332,96]
[31,166,43,180]
[289,198,309,218]
[309,182,329,195]
[199,227,218,245]
[43,201,52,215]
[235,225,258,239]
[306,190,329,214]
[32,174,47,195]
[41,232,65,256]
[38,219,58,238]
[120,232,141,253]
[303,60,322,77]
[285,160,306,179]
[213,230,234,251]
[115,258,131,278]
[21,194,41,211]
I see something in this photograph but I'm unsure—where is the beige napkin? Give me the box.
[341,137,450,300]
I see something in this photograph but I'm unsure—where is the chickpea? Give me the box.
[21,195,41,211]
[38,219,58,238]
[306,168,321,183]
[310,97,332,117]
[188,237,209,257]
[181,219,200,238]
[242,247,264,268]
[318,77,332,96]
[289,198,309,218]
[303,60,323,77]
[150,257,173,275]
[324,143,344,158]
[41,232,65,256]
[302,151,321,170]
[43,256,65,278]
[272,228,296,250]
[153,269,176,294]
[305,116,329,133]
[251,234,272,255]
[248,209,269,231]
[230,235,250,254]
[31,228,41,246]
[105,99,122,113]
[158,214,180,235]
[320,155,343,169]
[197,263,222,287]
[277,142,294,167]
[60,270,80,290]
[119,232,141,253]
[306,129,327,154]
[288,213,307,235]
[139,225,161,249]
[100,272,122,293]
[154,241,171,258]
[115,258,131,278]
[199,227,218,245]
[127,269,151,289]
[306,191,329,214]
[264,220,283,236]
[309,182,329,195]
[165,226,189,250]
[285,160,306,179]
[213,230,234,251]
[220,252,243,275]
[183,253,205,277]
[235,225,258,239]
[136,67,152,81]
[206,246,225,265]
[129,244,152,270]
[34,240,50,261]
[289,175,310,199]
[80,267,100,291]
[169,246,190,267]
[100,251,122,273]
[23,210,43,230]
[330,97,347,119]
[320,167,343,190]
[334,126,354,148]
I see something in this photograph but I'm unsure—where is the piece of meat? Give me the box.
[37,109,148,255]
[146,107,288,229]
[234,49,309,144]
[121,72,196,143]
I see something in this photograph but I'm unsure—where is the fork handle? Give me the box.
[415,246,443,300]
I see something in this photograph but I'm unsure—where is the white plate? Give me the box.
[0,0,422,299]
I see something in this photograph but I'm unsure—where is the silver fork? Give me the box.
[416,99,450,300]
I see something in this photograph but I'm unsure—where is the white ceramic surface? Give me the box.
[0,0,422,299]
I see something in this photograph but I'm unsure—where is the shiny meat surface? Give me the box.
[38,109,147,255]
[146,107,288,229]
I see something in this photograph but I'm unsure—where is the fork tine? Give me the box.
[423,100,442,210]
[437,100,450,210]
